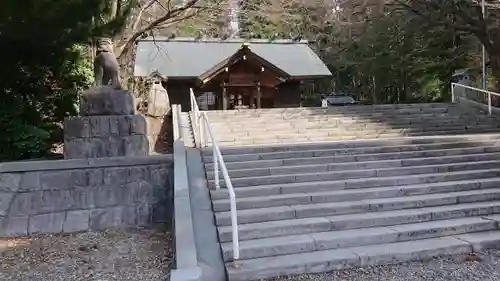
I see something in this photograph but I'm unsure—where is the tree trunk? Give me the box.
[403,71,411,102]
[490,53,500,91]
[372,76,378,104]
[490,52,500,106]
[109,0,118,22]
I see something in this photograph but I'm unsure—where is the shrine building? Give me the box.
[134,37,332,111]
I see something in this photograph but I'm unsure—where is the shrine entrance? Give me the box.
[198,43,289,110]
[224,85,276,109]
[221,64,264,109]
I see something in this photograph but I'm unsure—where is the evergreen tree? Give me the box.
[0,0,128,160]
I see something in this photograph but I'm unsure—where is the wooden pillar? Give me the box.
[257,82,262,109]
[222,82,228,110]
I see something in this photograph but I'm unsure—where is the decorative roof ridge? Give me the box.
[138,36,310,44]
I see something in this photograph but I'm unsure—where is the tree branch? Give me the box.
[132,0,157,31]
[116,0,202,60]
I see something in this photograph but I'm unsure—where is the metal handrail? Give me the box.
[188,88,240,263]
[189,88,202,146]
[200,112,240,262]
[172,104,180,141]
[451,82,500,115]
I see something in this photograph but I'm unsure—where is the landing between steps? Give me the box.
[226,231,500,281]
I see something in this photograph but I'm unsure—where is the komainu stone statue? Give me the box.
[94,37,121,88]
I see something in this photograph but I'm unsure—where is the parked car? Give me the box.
[324,93,358,106]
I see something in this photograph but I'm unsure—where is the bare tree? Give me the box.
[100,0,222,62]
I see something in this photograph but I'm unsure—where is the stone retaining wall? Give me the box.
[0,155,173,237]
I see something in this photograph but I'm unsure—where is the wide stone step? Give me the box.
[205,146,500,171]
[206,105,454,118]
[208,109,488,122]
[210,117,480,131]
[215,122,500,134]
[225,231,500,281]
[206,106,453,117]
[213,128,500,146]
[210,112,456,123]
[212,124,500,138]
[209,159,500,188]
[215,131,500,147]
[206,141,480,162]
[212,124,500,141]
[214,130,500,147]
[212,177,500,211]
[217,199,500,242]
[206,141,500,164]
[214,188,500,226]
[208,108,460,121]
[206,151,500,180]
[207,103,451,113]
[204,134,500,156]
[210,169,500,200]
[211,117,500,132]
[221,216,498,261]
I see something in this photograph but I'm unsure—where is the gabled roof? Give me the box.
[198,44,290,83]
[134,37,332,79]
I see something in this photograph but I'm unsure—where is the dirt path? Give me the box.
[0,227,173,281]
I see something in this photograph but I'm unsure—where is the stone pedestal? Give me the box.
[64,86,149,159]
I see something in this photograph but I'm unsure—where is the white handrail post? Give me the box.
[229,188,240,262]
[451,83,455,103]
[213,146,220,189]
[488,92,492,115]
[198,113,202,148]
[172,104,180,141]
[198,114,203,148]
[201,113,208,147]
[190,88,203,148]
[204,119,209,147]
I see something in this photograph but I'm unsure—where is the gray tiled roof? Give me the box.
[134,37,332,78]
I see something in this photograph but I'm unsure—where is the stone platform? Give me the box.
[64,86,149,159]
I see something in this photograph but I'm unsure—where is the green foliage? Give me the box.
[234,2,472,104]
[0,0,127,161]
[330,11,470,104]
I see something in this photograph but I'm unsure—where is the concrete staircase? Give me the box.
[199,103,500,281]
[179,112,195,147]
[205,103,500,146]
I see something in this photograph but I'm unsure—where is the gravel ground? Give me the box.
[0,226,173,281]
[268,250,500,281]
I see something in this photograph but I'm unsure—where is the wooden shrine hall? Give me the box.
[134,37,332,111]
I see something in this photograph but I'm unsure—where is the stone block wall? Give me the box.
[0,155,173,237]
